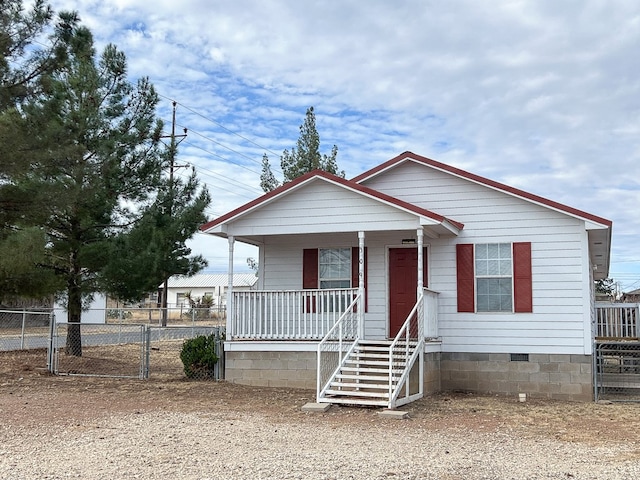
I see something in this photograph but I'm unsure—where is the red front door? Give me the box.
[388,248,427,337]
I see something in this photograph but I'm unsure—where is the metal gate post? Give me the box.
[47,311,56,373]
[142,325,151,379]
[593,341,599,402]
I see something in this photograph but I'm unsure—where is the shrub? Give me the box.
[180,334,219,379]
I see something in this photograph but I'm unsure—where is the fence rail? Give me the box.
[0,309,52,351]
[71,306,226,326]
[595,303,639,339]
[49,321,224,380]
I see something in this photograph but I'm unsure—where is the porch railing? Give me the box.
[316,294,361,400]
[231,288,358,340]
[423,288,439,339]
[388,290,426,409]
[595,303,639,339]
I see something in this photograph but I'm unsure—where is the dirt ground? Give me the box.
[1,348,640,452]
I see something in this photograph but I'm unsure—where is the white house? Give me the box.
[162,273,257,308]
[201,151,612,406]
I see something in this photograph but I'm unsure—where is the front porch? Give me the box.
[228,287,440,341]
[225,287,440,409]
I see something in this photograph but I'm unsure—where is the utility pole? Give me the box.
[160,101,187,327]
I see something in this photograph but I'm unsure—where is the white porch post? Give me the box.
[227,236,235,337]
[358,231,365,339]
[417,227,424,295]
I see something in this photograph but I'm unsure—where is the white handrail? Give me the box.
[388,293,425,407]
[316,294,360,401]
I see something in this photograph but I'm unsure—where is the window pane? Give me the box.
[500,259,512,275]
[487,259,500,275]
[319,248,351,288]
[477,278,512,312]
[320,280,351,289]
[476,244,488,260]
[475,258,487,275]
[487,243,500,258]
[499,243,511,258]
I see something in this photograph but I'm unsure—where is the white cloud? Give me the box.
[48,0,640,288]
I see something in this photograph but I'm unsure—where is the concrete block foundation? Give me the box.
[224,348,593,402]
[439,352,593,401]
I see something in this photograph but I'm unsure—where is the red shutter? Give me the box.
[303,249,318,289]
[456,244,475,312]
[303,249,318,313]
[351,247,368,312]
[513,242,532,313]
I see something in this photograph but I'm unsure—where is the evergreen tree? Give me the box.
[0,1,78,302]
[0,11,209,354]
[259,153,280,192]
[260,106,343,192]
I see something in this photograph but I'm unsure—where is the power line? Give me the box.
[178,130,265,174]
[158,93,282,159]
[173,167,256,204]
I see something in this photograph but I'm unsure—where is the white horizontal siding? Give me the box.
[229,181,420,235]
[360,161,591,354]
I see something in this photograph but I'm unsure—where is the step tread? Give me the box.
[330,382,389,389]
[341,366,404,374]
[335,374,399,382]
[319,397,389,407]
[325,389,389,398]
[344,361,406,368]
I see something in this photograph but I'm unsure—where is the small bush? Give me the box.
[180,334,219,379]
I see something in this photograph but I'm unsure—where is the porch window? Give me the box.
[319,248,352,289]
[303,247,368,312]
[456,242,532,313]
[475,243,512,312]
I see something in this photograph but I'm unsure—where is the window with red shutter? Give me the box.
[302,247,368,312]
[456,242,532,313]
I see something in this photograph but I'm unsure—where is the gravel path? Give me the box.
[2,409,639,480]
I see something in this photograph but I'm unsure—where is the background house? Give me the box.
[622,288,640,303]
[160,273,257,309]
[53,293,108,323]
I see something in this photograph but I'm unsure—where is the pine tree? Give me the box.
[0,13,209,355]
[260,153,280,192]
[260,106,343,192]
[0,1,79,302]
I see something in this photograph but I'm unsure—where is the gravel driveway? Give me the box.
[1,349,639,479]
[2,408,639,480]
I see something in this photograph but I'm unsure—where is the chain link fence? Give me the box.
[49,319,225,380]
[595,342,640,402]
[146,326,225,380]
[103,306,226,327]
[0,309,52,351]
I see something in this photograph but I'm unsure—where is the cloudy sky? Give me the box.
[49,0,640,293]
